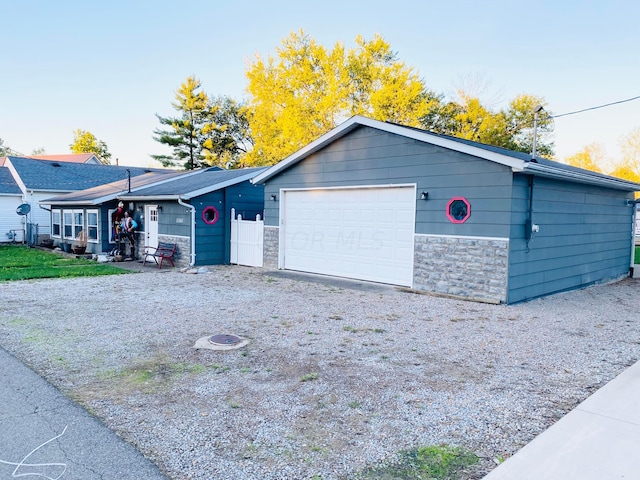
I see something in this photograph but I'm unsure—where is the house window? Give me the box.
[87,210,98,242]
[74,211,84,238]
[446,197,471,224]
[63,209,84,240]
[202,206,219,225]
[52,210,61,237]
[63,211,73,238]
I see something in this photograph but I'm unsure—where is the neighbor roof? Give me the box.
[119,166,267,201]
[6,156,170,192]
[252,116,640,192]
[28,153,101,163]
[0,167,22,195]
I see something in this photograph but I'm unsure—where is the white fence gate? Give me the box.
[230,208,264,267]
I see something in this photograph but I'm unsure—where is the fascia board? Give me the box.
[4,158,27,193]
[523,163,640,191]
[117,195,182,201]
[182,169,267,199]
[39,200,99,206]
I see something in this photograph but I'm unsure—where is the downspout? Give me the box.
[629,199,639,276]
[177,197,196,267]
[524,175,535,252]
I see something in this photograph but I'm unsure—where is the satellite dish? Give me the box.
[16,203,31,216]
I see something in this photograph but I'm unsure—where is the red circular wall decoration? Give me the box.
[446,197,471,224]
[202,206,219,225]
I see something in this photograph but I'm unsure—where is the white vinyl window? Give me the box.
[87,209,98,242]
[63,210,73,239]
[52,210,61,238]
[63,209,84,240]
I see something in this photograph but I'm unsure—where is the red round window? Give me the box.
[202,206,219,225]
[446,197,471,224]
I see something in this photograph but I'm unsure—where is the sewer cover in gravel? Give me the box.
[193,334,249,351]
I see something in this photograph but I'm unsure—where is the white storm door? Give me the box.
[281,186,415,286]
[145,205,159,248]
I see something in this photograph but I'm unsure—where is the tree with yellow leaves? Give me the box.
[244,30,438,166]
[609,127,640,192]
[70,129,111,164]
[564,143,606,173]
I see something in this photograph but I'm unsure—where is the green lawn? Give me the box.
[0,244,129,281]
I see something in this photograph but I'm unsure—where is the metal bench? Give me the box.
[143,242,177,269]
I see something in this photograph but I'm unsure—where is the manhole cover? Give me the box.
[209,334,242,346]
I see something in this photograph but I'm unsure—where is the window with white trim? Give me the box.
[87,210,98,242]
[52,210,61,238]
[63,210,73,238]
[63,209,84,240]
[74,211,84,238]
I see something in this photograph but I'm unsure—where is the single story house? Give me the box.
[252,116,640,304]
[43,166,266,267]
[2,155,168,243]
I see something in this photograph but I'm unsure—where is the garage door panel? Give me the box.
[282,187,415,286]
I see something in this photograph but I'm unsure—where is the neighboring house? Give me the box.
[44,167,266,267]
[252,115,640,304]
[0,153,103,167]
[29,153,104,164]
[0,167,25,242]
[2,156,169,242]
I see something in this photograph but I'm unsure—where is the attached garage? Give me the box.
[253,116,640,304]
[280,186,415,286]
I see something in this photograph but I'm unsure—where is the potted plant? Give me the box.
[73,230,87,255]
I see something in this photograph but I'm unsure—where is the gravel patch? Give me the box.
[1,266,639,479]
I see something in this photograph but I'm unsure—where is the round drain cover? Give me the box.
[209,334,242,346]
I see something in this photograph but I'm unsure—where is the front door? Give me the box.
[145,205,159,248]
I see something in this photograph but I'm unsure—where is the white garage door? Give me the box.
[281,186,416,286]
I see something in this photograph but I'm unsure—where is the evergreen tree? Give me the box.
[152,76,209,170]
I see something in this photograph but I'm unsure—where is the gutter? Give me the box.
[522,163,640,191]
[177,197,196,267]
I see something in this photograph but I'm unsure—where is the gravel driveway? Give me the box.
[1,266,639,479]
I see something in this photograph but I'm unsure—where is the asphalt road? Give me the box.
[0,346,167,480]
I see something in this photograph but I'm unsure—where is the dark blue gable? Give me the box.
[192,180,264,266]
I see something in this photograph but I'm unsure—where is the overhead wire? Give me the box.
[505,94,640,134]
[552,95,640,119]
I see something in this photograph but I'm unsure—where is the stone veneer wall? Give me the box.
[154,235,190,268]
[263,226,279,269]
[413,235,509,303]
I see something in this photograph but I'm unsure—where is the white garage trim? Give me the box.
[279,185,416,286]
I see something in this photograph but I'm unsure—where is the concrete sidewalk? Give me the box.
[484,359,640,479]
[0,347,167,480]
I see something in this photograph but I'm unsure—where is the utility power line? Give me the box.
[552,95,640,119]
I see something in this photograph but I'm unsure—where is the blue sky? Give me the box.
[1,0,638,169]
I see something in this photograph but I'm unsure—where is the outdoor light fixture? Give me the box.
[157,205,163,211]
[270,194,277,201]
[420,191,429,200]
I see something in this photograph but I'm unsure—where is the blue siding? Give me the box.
[190,180,264,266]
[158,202,191,237]
[263,126,514,238]
[223,182,264,263]
[508,175,634,303]
[193,191,226,265]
